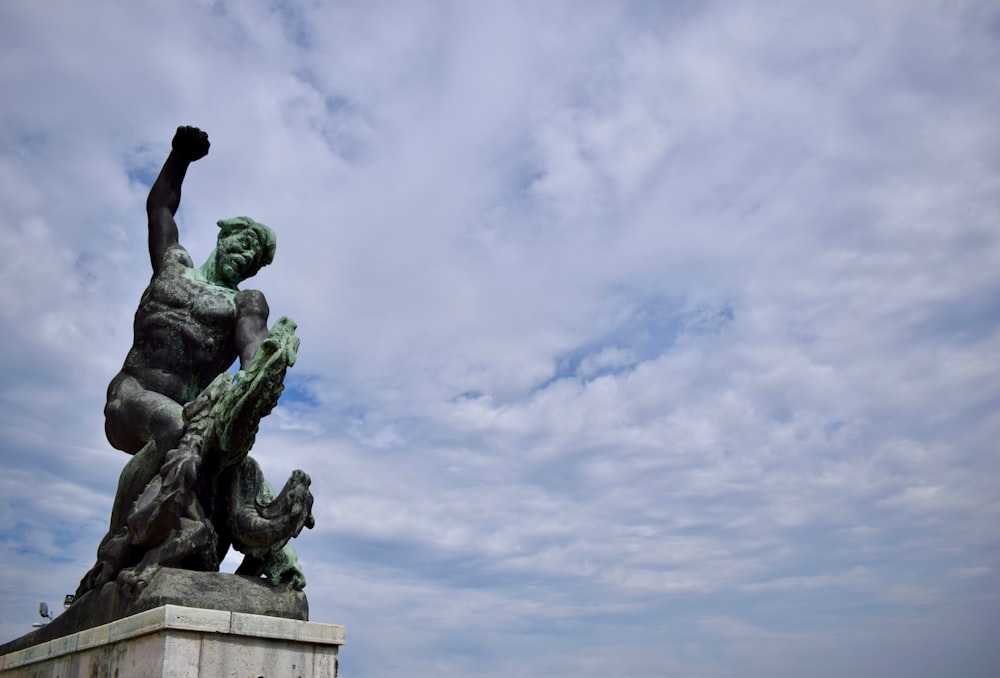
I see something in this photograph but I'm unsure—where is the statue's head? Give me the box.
[213,216,277,286]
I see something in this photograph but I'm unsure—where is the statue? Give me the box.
[75,126,314,601]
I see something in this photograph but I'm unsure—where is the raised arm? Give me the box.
[146,126,210,272]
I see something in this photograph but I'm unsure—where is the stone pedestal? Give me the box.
[0,604,345,678]
[0,568,308,656]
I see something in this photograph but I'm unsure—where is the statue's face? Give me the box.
[215,228,262,285]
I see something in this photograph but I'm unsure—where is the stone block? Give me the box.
[0,604,344,678]
[0,568,307,656]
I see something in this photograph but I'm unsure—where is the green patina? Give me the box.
[74,126,316,606]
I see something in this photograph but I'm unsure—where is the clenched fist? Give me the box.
[171,125,210,162]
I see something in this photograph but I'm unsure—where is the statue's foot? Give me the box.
[117,565,153,598]
[264,546,307,590]
[238,546,308,590]
[75,529,133,599]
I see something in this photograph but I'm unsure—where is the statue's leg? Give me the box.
[76,379,187,599]
[104,374,185,530]
[118,516,219,595]
[105,372,185,456]
[108,442,162,530]
[75,527,135,598]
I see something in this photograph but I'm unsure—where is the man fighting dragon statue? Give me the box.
[76,126,313,598]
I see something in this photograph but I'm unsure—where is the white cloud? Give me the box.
[1,0,999,675]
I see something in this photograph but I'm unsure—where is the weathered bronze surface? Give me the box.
[67,126,315,624]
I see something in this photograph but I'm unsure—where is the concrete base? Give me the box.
[0,568,308,656]
[0,604,345,678]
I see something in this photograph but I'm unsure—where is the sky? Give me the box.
[1,0,998,676]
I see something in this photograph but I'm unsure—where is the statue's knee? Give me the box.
[105,400,140,454]
[151,406,185,453]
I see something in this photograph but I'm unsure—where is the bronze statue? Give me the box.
[77,126,314,599]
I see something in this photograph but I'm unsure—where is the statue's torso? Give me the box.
[123,247,238,403]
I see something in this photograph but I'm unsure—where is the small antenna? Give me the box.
[31,601,54,627]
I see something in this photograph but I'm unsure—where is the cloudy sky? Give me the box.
[1,1,999,676]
